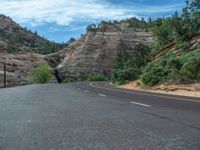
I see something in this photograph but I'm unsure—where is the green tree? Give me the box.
[153,19,174,47]
[131,44,151,68]
[190,0,200,33]
[112,44,151,84]
[171,11,186,38]
[87,24,98,32]
[182,0,193,37]
[28,63,53,84]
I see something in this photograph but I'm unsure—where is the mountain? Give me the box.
[46,20,155,82]
[0,17,154,86]
[0,14,65,54]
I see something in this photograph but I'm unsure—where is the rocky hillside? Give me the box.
[46,21,155,82]
[0,18,155,87]
[0,53,46,87]
[0,14,64,54]
[153,34,200,63]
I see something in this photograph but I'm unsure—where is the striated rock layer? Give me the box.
[0,53,46,87]
[0,20,155,86]
[46,24,155,82]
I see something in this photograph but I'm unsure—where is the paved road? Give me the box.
[0,82,200,150]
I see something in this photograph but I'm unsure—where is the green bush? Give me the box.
[87,74,107,81]
[179,56,200,82]
[140,64,171,86]
[166,57,182,70]
[197,42,200,50]
[112,43,151,84]
[180,61,198,78]
[175,40,189,51]
[63,76,74,83]
[141,48,200,86]
[112,68,141,85]
[28,63,53,84]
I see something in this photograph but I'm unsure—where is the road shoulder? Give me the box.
[118,81,200,99]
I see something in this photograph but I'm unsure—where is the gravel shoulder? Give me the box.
[118,81,200,98]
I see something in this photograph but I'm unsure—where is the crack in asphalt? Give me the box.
[140,111,200,132]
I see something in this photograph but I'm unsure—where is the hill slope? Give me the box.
[153,34,200,63]
[46,21,155,82]
[0,14,64,54]
[0,53,46,87]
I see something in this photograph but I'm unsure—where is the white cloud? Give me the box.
[48,25,86,33]
[0,0,183,26]
[65,26,87,32]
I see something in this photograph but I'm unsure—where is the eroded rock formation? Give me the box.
[0,16,155,86]
[46,23,155,81]
[0,53,46,87]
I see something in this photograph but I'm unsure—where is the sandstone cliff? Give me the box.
[46,23,155,82]
[0,53,46,87]
[0,17,155,86]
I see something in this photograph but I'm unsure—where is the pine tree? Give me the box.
[190,0,200,33]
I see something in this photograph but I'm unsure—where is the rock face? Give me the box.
[0,14,61,87]
[47,23,155,82]
[0,53,46,87]
[0,16,155,86]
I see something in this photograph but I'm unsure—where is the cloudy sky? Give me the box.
[0,0,185,43]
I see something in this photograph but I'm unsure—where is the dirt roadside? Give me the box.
[118,81,200,98]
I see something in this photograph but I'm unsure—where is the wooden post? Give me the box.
[4,62,6,88]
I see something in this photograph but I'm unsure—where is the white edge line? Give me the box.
[130,101,151,107]
[89,82,200,103]
[98,94,106,97]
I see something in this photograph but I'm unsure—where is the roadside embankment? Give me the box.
[118,80,200,98]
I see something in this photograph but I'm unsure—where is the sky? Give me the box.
[0,0,186,43]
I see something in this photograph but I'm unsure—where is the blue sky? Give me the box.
[0,0,185,43]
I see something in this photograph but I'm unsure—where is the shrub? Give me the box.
[63,76,74,83]
[166,57,182,70]
[112,43,151,84]
[180,61,198,78]
[28,63,53,84]
[179,58,200,82]
[141,64,167,86]
[141,48,200,86]
[87,74,107,81]
[197,42,200,50]
[112,68,141,85]
[175,40,189,51]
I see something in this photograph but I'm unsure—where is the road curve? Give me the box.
[0,82,200,150]
[75,81,200,111]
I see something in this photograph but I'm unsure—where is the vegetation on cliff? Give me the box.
[28,63,53,84]
[141,43,200,86]
[113,0,200,86]
[0,14,67,54]
[87,74,107,81]
[152,0,200,53]
[112,44,151,85]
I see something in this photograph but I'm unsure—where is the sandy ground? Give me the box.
[118,81,200,98]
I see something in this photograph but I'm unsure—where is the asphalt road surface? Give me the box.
[0,82,200,150]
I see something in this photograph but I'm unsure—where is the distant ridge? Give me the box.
[0,14,65,54]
